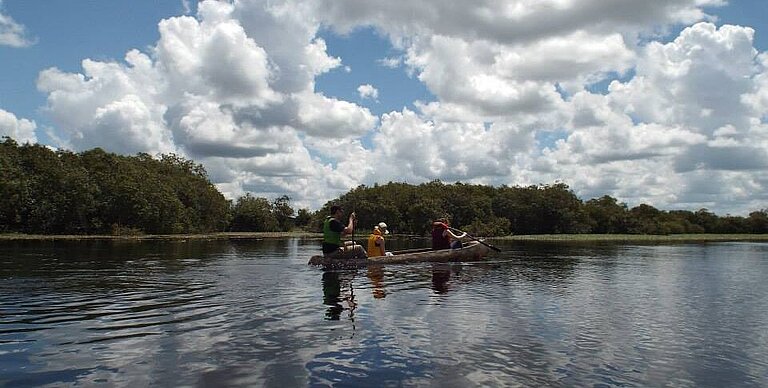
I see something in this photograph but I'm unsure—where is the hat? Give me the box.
[378,222,390,234]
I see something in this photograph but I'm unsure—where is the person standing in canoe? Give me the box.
[432,218,467,250]
[322,205,358,258]
[367,222,389,257]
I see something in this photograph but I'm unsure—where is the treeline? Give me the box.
[2,137,767,236]
[312,181,768,236]
[0,137,314,235]
[0,138,229,234]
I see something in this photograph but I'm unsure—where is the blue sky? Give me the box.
[0,1,190,142]
[1,0,767,215]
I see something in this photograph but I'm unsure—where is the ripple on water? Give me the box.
[2,240,768,386]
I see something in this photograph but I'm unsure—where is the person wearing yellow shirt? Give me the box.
[367,222,389,257]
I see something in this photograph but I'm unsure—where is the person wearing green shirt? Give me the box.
[322,205,356,258]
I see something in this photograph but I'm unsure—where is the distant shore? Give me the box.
[0,231,320,241]
[493,233,768,242]
[1,232,767,242]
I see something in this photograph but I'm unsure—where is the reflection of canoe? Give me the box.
[308,240,491,268]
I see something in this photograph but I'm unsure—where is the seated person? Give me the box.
[322,205,360,258]
[367,222,389,257]
[431,218,467,250]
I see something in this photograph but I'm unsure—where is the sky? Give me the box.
[1,0,767,216]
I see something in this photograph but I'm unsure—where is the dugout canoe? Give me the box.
[308,240,491,268]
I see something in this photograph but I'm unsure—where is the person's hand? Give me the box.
[349,212,356,220]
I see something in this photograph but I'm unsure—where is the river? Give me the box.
[1,238,767,387]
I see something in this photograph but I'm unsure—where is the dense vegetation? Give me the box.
[2,137,767,236]
[311,181,768,236]
[0,137,229,234]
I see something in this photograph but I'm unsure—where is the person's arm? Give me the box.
[447,229,467,239]
[342,212,356,235]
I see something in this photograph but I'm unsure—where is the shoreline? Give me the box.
[491,233,768,242]
[1,232,767,242]
[0,231,321,241]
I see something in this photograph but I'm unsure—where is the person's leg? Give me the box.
[324,248,344,259]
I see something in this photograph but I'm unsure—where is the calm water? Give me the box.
[1,238,767,387]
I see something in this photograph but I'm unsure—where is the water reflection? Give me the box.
[1,239,768,387]
[321,271,357,321]
[431,263,452,294]
[366,265,387,299]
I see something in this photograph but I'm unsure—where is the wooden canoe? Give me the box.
[308,240,491,268]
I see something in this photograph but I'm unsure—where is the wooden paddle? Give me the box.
[447,226,502,252]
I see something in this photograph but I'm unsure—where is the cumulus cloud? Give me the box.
[607,23,758,136]
[296,92,377,137]
[357,84,379,101]
[539,22,768,213]
[0,109,37,143]
[314,0,724,45]
[30,0,768,214]
[37,52,175,155]
[34,0,377,209]
[407,35,566,117]
[366,109,520,183]
[0,1,35,47]
[743,52,768,118]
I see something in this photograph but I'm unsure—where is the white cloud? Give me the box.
[37,52,174,155]
[538,22,768,213]
[608,23,758,136]
[743,52,768,118]
[0,108,37,143]
[0,1,35,47]
[357,84,379,101]
[34,0,378,209]
[377,56,402,69]
[365,108,520,183]
[314,0,724,45]
[408,35,567,117]
[30,0,768,215]
[155,13,280,108]
[296,91,377,138]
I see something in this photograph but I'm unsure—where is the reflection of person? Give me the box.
[431,264,451,294]
[367,265,387,299]
[322,272,343,320]
[322,205,356,258]
[366,222,389,257]
[322,271,357,320]
[431,218,467,250]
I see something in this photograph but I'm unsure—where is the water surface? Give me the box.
[1,238,767,386]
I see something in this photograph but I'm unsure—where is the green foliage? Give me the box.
[311,180,766,236]
[230,194,279,232]
[0,139,229,234]
[464,216,511,237]
[228,194,299,232]
[2,137,766,236]
[747,210,768,233]
[585,195,628,233]
[272,195,294,232]
[295,208,312,228]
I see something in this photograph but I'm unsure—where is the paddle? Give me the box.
[350,208,355,246]
[447,226,502,252]
[348,207,363,259]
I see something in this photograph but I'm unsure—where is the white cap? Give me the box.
[378,222,389,234]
